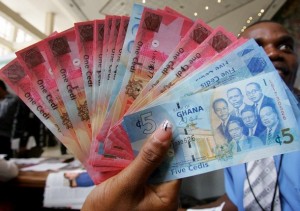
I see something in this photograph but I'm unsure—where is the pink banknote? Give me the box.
[129,19,213,112]
[128,26,237,113]
[103,27,237,155]
[16,43,81,150]
[106,16,130,112]
[75,21,94,119]
[41,28,92,156]
[90,17,131,165]
[0,59,85,162]
[91,19,105,139]
[97,8,196,158]
[108,8,194,133]
[96,16,121,129]
[92,16,113,140]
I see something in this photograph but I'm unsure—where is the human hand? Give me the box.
[82,120,181,211]
[64,172,80,187]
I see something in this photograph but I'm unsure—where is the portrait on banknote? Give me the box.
[211,78,284,156]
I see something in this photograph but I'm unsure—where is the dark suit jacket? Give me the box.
[245,123,265,137]
[259,123,281,145]
[216,115,246,141]
[260,95,276,108]
[254,95,276,133]
[231,103,253,117]
[253,124,265,137]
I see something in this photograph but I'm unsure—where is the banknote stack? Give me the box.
[1,4,300,184]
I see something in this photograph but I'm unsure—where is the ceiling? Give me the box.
[0,0,287,59]
[0,0,286,34]
[2,0,299,88]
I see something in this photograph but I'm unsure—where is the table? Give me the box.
[9,170,49,188]
[0,167,77,210]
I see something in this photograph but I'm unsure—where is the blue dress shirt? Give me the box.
[224,151,300,210]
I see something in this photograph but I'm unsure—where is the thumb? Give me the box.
[121,120,172,187]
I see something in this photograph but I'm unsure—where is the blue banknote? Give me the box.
[144,39,277,109]
[123,71,300,182]
[107,4,144,111]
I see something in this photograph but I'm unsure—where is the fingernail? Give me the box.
[153,120,172,143]
[162,120,172,131]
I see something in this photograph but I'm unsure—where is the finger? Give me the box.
[121,120,172,188]
[150,180,182,210]
[154,179,182,198]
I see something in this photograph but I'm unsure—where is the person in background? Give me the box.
[16,102,45,158]
[0,156,18,210]
[181,20,300,211]
[82,121,181,211]
[64,171,94,187]
[0,83,45,158]
[0,80,20,159]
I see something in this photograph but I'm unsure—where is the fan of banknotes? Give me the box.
[1,4,300,184]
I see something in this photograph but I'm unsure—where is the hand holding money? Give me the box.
[82,121,181,211]
[1,3,299,185]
